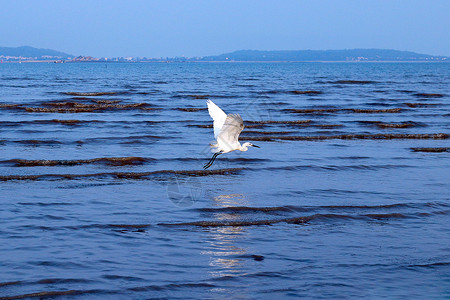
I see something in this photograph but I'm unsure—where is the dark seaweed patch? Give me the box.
[158,217,309,227]
[359,121,422,129]
[413,93,444,98]
[251,255,265,261]
[4,157,153,167]
[69,97,94,101]
[314,124,343,129]
[44,100,123,106]
[176,107,208,112]
[33,102,147,109]
[196,203,427,214]
[109,224,151,229]
[187,94,210,99]
[47,119,84,125]
[0,289,100,299]
[406,262,450,269]
[244,133,449,142]
[187,124,265,129]
[197,206,295,213]
[25,107,95,113]
[289,90,322,95]
[242,131,294,135]
[1,101,160,113]
[158,212,411,228]
[36,278,94,285]
[376,123,417,129]
[93,100,122,104]
[0,104,21,109]
[404,102,440,107]
[4,135,164,146]
[80,135,164,144]
[0,168,244,181]
[285,108,402,114]
[63,92,121,96]
[0,281,21,287]
[244,122,342,129]
[173,94,236,99]
[411,147,450,153]
[259,90,322,95]
[349,108,402,113]
[45,119,97,125]
[13,140,62,145]
[331,80,376,84]
[0,120,104,127]
[363,213,408,219]
[285,108,339,114]
[246,120,312,125]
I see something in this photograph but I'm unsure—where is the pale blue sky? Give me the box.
[1,0,449,57]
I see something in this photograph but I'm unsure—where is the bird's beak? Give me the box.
[252,144,260,148]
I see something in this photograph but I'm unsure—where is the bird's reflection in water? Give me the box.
[201,193,249,278]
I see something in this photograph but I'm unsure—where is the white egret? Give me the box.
[203,99,260,169]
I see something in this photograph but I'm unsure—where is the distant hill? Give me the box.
[198,49,448,62]
[1,46,447,62]
[0,46,73,61]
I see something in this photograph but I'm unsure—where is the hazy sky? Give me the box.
[1,0,449,57]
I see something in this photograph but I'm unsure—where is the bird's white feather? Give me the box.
[217,114,244,152]
[207,99,227,139]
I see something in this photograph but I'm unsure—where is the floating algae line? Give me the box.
[157,213,411,228]
[244,133,449,142]
[246,120,312,124]
[62,91,121,96]
[413,93,445,98]
[0,168,244,181]
[176,107,208,112]
[289,90,322,95]
[0,289,99,300]
[359,121,421,129]
[330,80,377,84]
[242,130,295,135]
[284,108,402,114]
[404,102,441,107]
[258,90,323,95]
[411,147,450,153]
[158,217,311,227]
[2,157,153,167]
[0,100,162,113]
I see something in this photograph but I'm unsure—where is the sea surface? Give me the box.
[0,62,449,299]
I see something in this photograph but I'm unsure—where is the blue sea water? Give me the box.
[0,62,449,299]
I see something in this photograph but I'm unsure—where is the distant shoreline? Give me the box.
[2,47,448,63]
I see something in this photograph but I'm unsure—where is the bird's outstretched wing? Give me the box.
[207,100,227,139]
[217,114,244,148]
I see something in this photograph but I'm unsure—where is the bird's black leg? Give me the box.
[203,152,221,170]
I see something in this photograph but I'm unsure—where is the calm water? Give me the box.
[0,62,449,299]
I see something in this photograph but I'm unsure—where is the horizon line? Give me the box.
[1,46,449,60]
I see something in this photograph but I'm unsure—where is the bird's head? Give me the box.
[242,142,260,150]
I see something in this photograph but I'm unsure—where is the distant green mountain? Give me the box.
[198,49,448,62]
[0,46,73,60]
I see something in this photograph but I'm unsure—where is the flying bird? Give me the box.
[203,99,259,169]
